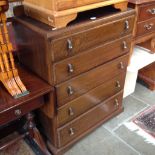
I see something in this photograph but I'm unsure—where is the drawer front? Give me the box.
[54,36,131,84]
[57,92,123,147]
[57,73,126,127]
[138,3,155,22]
[0,97,43,126]
[137,18,155,36]
[56,0,107,11]
[56,54,129,107]
[52,16,134,62]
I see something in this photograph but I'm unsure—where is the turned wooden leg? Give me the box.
[25,112,51,155]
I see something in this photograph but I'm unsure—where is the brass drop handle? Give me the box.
[68,107,74,116]
[116,81,121,88]
[68,64,74,73]
[14,109,22,116]
[125,20,129,30]
[122,41,128,49]
[119,62,124,69]
[147,8,155,15]
[67,86,74,95]
[114,99,119,108]
[69,128,75,136]
[67,39,73,50]
[144,23,154,30]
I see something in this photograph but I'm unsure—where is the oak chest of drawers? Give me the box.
[13,7,135,155]
[129,0,155,90]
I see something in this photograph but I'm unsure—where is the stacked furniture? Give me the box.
[14,3,135,154]
[128,0,155,90]
[22,0,128,28]
[13,7,135,154]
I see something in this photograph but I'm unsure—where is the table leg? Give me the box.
[25,112,51,155]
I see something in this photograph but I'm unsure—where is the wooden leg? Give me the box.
[113,2,128,11]
[53,13,77,28]
[25,112,51,155]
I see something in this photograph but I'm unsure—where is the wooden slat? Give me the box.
[0,1,6,6]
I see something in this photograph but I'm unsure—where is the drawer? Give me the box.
[54,36,131,84]
[0,97,43,126]
[56,0,107,11]
[57,92,123,147]
[56,54,129,107]
[57,73,126,127]
[137,18,155,36]
[52,16,134,62]
[138,2,155,22]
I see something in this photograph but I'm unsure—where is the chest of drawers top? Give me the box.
[15,8,135,60]
[14,8,134,85]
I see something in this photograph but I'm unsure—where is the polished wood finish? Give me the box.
[129,0,155,90]
[57,74,126,127]
[13,8,134,155]
[0,66,53,154]
[23,0,128,28]
[0,67,53,126]
[13,8,135,85]
[128,0,155,5]
[136,18,155,37]
[58,92,123,147]
[54,36,131,83]
[52,18,134,62]
[138,2,155,21]
[56,54,128,107]
[57,0,113,10]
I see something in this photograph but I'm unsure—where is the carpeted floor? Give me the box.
[134,105,155,137]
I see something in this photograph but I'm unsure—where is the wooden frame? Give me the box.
[23,0,128,28]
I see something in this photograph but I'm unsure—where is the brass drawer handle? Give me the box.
[122,41,128,49]
[114,99,119,108]
[147,8,155,15]
[119,62,124,69]
[68,64,74,73]
[125,20,129,30]
[69,128,75,136]
[67,39,73,50]
[14,109,22,116]
[116,81,121,88]
[144,23,154,30]
[68,107,74,116]
[67,86,74,95]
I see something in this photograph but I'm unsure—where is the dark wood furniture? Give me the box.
[128,0,155,90]
[13,7,135,155]
[0,66,53,155]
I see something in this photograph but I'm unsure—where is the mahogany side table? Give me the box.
[0,66,53,155]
